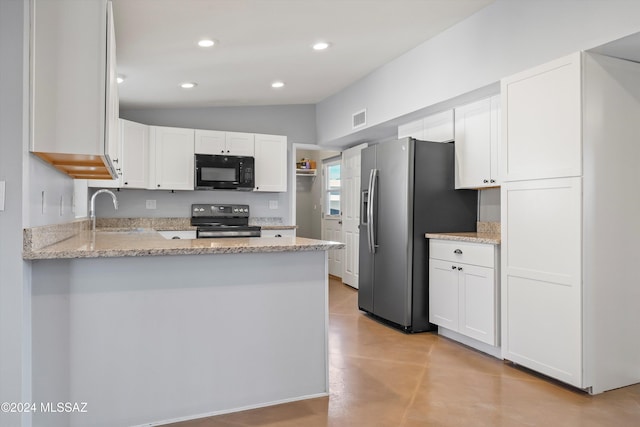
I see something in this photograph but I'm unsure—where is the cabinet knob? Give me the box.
[483,179,489,183]
[124,182,128,185]
[490,179,496,183]
[454,249,462,254]
[227,150,230,153]
[451,265,457,270]
[157,184,161,188]
[275,234,282,238]
[221,150,225,153]
[458,267,463,271]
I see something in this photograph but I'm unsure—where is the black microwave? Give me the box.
[195,154,255,190]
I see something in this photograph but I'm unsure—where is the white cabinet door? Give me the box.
[429,258,460,331]
[261,229,296,238]
[121,119,150,189]
[501,177,582,387]
[225,132,255,156]
[104,1,119,176]
[501,52,582,182]
[254,134,287,192]
[423,109,454,142]
[458,264,496,345]
[150,126,195,190]
[397,110,453,142]
[398,119,423,139]
[455,96,500,189]
[194,130,226,154]
[195,130,255,156]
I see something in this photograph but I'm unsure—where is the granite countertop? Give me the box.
[23,230,344,260]
[424,222,501,245]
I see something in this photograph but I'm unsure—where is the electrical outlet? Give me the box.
[269,200,278,210]
[146,200,156,209]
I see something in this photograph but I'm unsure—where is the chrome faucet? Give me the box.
[90,189,119,231]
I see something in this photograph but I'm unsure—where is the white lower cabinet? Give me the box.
[429,239,499,350]
[261,229,296,238]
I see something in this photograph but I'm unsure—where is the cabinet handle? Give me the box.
[451,265,457,270]
[454,249,462,254]
[458,267,463,271]
[275,234,282,237]
[483,179,489,183]
[124,182,128,185]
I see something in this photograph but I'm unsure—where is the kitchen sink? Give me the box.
[158,230,197,240]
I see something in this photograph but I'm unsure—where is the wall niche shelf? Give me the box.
[296,168,317,177]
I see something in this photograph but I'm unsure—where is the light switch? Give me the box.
[0,181,5,211]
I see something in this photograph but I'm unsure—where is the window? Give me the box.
[323,158,341,217]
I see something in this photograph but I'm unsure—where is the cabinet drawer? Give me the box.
[429,239,494,267]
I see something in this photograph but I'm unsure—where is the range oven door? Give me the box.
[195,154,255,190]
[196,226,261,238]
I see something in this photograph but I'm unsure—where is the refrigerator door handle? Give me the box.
[366,169,373,253]
[369,168,378,253]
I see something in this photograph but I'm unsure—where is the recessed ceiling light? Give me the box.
[180,82,197,89]
[271,81,285,89]
[117,75,125,84]
[197,39,216,48]
[312,41,331,51]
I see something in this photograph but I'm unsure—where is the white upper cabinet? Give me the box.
[150,126,195,190]
[195,130,255,156]
[398,110,454,142]
[254,134,287,192]
[121,119,150,189]
[454,95,501,189]
[225,132,255,156]
[105,1,119,174]
[501,52,582,182]
[30,0,118,179]
[423,110,455,142]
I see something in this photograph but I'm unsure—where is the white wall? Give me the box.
[0,2,30,426]
[109,105,317,223]
[316,0,640,146]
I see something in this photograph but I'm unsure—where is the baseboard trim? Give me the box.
[130,392,330,427]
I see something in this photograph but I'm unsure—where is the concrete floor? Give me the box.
[166,277,640,426]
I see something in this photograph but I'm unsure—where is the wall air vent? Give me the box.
[352,109,367,129]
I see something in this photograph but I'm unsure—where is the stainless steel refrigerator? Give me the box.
[358,138,477,332]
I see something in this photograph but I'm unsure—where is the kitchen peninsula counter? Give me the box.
[25,220,341,426]
[23,230,340,260]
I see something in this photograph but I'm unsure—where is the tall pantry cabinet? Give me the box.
[500,52,640,394]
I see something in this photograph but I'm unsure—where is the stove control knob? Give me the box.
[244,208,249,213]
[233,208,238,213]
